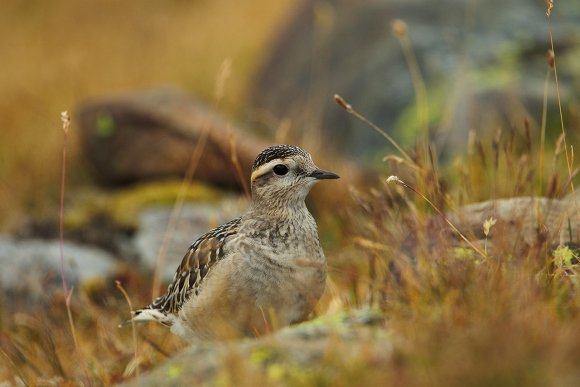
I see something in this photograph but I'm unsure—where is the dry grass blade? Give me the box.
[546,0,554,16]
[116,280,140,378]
[546,11,580,218]
[539,63,550,195]
[151,58,232,299]
[59,111,92,386]
[12,315,66,378]
[228,126,251,199]
[59,111,70,296]
[1,334,41,381]
[391,19,429,135]
[137,332,171,358]
[386,175,487,259]
[546,12,576,190]
[151,126,211,299]
[334,94,414,163]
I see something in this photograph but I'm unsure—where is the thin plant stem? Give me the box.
[151,59,232,299]
[539,67,550,195]
[59,111,92,386]
[151,129,210,299]
[387,175,487,259]
[228,126,251,199]
[392,20,429,135]
[138,332,171,358]
[547,8,579,216]
[547,16,571,181]
[334,94,415,164]
[116,281,140,378]
[59,112,70,296]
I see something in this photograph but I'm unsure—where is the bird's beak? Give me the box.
[308,169,340,180]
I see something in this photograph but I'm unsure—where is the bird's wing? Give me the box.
[132,217,241,324]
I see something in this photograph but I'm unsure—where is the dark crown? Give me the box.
[252,145,310,171]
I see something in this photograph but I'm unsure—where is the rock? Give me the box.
[133,200,245,280]
[250,0,580,158]
[122,309,389,386]
[77,87,373,214]
[447,195,580,252]
[0,235,118,305]
[77,87,269,186]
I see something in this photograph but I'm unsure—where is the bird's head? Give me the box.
[250,145,339,205]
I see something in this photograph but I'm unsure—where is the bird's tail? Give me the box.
[118,308,173,328]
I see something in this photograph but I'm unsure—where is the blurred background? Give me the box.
[0,0,296,230]
[1,0,580,230]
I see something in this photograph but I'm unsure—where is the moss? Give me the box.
[95,111,116,138]
[393,84,447,144]
[452,247,475,259]
[393,45,520,145]
[553,245,578,268]
[166,364,183,379]
[64,180,224,230]
[250,347,275,364]
[269,362,319,386]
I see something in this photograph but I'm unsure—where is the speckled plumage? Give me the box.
[130,145,339,341]
[143,218,241,318]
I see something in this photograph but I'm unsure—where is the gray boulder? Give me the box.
[133,200,245,281]
[251,0,580,158]
[0,235,118,305]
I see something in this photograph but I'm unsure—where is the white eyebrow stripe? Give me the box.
[251,159,289,181]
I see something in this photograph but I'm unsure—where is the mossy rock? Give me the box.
[122,309,389,387]
[65,180,224,230]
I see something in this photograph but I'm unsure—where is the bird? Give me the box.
[129,145,339,341]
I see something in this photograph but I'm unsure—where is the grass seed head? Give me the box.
[546,0,554,16]
[391,19,408,38]
[547,49,555,69]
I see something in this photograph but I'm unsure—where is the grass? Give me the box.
[1,1,580,386]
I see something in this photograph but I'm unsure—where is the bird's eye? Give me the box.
[273,164,289,176]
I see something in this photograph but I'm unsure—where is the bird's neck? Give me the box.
[241,193,321,258]
[242,198,319,246]
[247,195,310,221]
